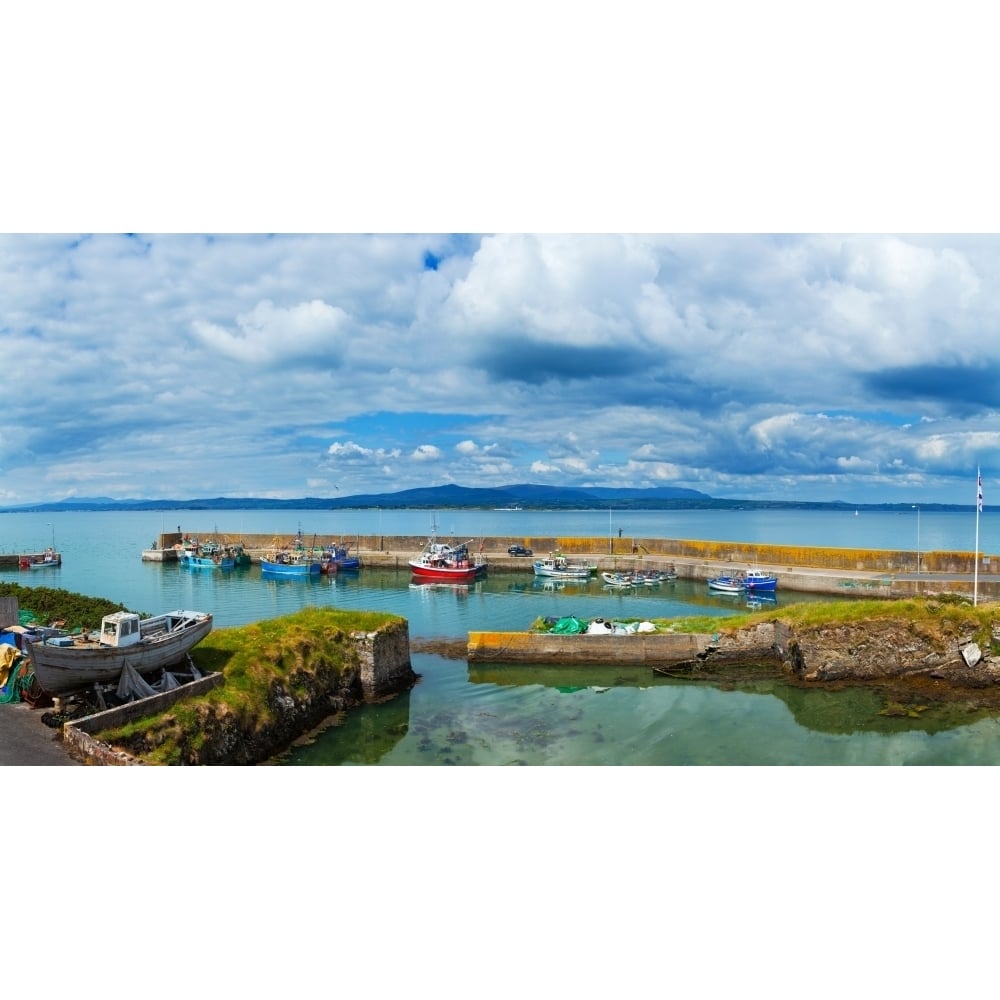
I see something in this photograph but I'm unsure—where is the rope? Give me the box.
[0,660,35,704]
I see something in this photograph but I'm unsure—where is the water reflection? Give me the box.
[280,652,1000,765]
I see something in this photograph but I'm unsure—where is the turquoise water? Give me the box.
[2,508,999,765]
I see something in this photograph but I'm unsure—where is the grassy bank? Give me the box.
[95,607,405,765]
[655,592,997,647]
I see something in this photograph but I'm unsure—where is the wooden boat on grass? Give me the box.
[26,609,213,694]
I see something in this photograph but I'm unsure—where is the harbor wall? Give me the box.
[174,530,1000,579]
[62,671,225,765]
[467,630,714,664]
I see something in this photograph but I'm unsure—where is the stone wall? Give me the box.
[467,630,713,665]
[354,620,414,698]
[64,619,416,765]
[63,672,225,764]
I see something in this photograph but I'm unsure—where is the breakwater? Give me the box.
[164,531,1000,598]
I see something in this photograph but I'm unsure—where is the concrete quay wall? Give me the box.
[176,530,1000,598]
[467,630,713,665]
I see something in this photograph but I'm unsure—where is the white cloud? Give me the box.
[5,233,1000,504]
[193,299,349,363]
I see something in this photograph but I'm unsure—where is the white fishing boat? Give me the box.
[26,609,213,694]
[533,554,595,580]
[707,573,746,594]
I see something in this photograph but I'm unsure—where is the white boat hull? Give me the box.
[27,610,213,693]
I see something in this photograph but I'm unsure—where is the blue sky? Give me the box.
[4,6,1000,508]
[3,232,1000,507]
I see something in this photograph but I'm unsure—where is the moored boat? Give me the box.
[261,528,323,575]
[180,548,236,570]
[409,538,487,582]
[22,549,61,569]
[322,541,362,572]
[707,573,746,594]
[744,569,778,591]
[533,554,595,580]
[26,608,213,694]
[261,550,322,575]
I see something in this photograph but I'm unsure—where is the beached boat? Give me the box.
[26,609,213,694]
[409,539,487,582]
[533,555,595,580]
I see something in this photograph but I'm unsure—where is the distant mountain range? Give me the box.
[0,483,979,513]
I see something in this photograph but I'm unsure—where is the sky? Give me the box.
[4,5,1000,508]
[4,232,1000,507]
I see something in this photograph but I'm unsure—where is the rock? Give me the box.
[962,642,983,667]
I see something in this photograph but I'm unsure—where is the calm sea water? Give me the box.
[2,507,998,765]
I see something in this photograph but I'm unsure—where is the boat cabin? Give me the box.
[100,611,143,648]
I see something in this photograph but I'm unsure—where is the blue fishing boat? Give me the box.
[322,541,362,573]
[262,528,323,576]
[261,550,321,576]
[180,548,235,570]
[744,569,778,591]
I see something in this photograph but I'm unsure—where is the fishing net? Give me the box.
[0,658,34,704]
[549,616,588,634]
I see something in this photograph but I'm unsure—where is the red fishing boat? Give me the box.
[408,538,487,582]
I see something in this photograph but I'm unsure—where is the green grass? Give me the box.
[97,606,404,765]
[654,593,998,649]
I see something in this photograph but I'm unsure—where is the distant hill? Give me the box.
[0,483,979,513]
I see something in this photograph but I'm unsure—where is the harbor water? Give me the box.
[2,507,1000,764]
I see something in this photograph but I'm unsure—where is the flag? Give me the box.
[978,470,983,513]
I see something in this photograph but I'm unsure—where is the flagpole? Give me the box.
[975,467,982,606]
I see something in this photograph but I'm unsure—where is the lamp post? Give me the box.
[911,505,920,580]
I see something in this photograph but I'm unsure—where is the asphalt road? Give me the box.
[0,701,82,766]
